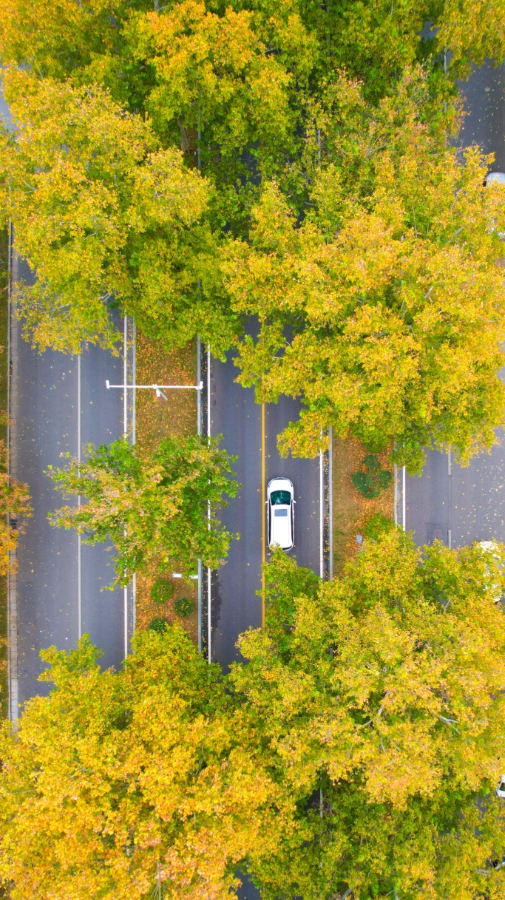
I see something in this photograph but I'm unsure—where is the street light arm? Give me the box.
[106,381,203,391]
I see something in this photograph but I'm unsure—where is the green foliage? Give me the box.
[148,617,169,634]
[262,548,319,657]
[1,0,505,474]
[3,540,505,899]
[150,579,174,605]
[0,74,229,354]
[232,532,505,899]
[352,455,392,499]
[227,71,505,472]
[1,0,504,361]
[361,433,389,454]
[0,627,281,900]
[362,511,395,541]
[47,435,240,588]
[174,596,194,618]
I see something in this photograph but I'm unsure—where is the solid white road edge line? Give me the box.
[319,444,324,579]
[207,345,211,664]
[77,353,82,641]
[123,315,128,659]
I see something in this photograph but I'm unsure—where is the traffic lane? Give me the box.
[450,435,505,548]
[449,360,505,550]
[16,359,78,704]
[237,871,261,900]
[405,59,505,551]
[458,60,505,171]
[265,398,320,574]
[80,323,125,672]
[405,436,505,552]
[14,253,125,704]
[405,447,451,547]
[210,348,262,671]
[14,258,79,705]
[405,362,505,551]
[0,78,13,132]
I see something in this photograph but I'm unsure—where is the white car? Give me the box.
[478,540,503,603]
[497,775,505,798]
[486,172,505,186]
[485,172,505,238]
[267,477,294,551]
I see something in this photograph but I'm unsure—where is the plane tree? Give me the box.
[47,434,240,587]
[233,532,505,899]
[0,438,31,575]
[0,2,317,353]
[224,72,505,471]
[0,626,293,900]
[2,0,504,110]
[1,0,505,356]
[2,534,505,899]
[0,76,227,355]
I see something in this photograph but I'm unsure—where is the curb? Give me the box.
[7,226,18,721]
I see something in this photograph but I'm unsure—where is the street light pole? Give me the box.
[106,380,203,401]
[107,374,204,657]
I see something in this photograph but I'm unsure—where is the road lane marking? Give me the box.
[329,426,333,579]
[208,344,212,663]
[132,320,136,636]
[123,315,128,659]
[319,443,324,578]
[197,336,202,653]
[402,465,406,529]
[262,402,265,628]
[77,352,81,641]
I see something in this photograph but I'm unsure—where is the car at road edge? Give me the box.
[477,540,503,604]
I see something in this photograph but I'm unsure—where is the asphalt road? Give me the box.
[210,328,322,900]
[3,61,135,714]
[12,254,128,709]
[210,345,262,669]
[210,325,322,672]
[403,60,505,549]
[6,53,501,899]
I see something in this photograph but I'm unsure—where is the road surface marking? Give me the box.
[319,442,324,578]
[132,320,136,635]
[262,402,265,627]
[329,427,333,579]
[197,337,202,653]
[207,345,212,663]
[402,465,406,530]
[77,352,81,640]
[123,315,128,658]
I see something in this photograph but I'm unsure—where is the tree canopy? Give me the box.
[2,0,505,104]
[47,435,240,586]
[2,535,505,899]
[2,0,505,465]
[0,627,293,900]
[1,0,504,330]
[0,75,224,354]
[231,532,505,899]
[225,72,505,471]
[0,438,31,575]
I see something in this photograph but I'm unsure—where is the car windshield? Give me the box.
[271,489,291,505]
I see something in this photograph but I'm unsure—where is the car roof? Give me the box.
[486,171,505,185]
[271,509,292,547]
[478,540,501,553]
